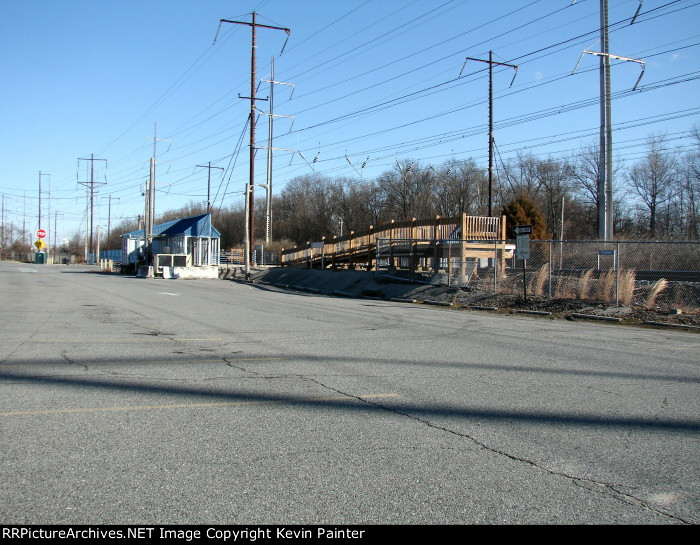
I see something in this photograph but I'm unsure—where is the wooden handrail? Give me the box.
[281,214,504,265]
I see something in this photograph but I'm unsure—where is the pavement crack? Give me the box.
[570,479,690,524]
[299,376,691,525]
[61,353,89,372]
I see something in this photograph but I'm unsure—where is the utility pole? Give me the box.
[573,0,645,240]
[266,57,275,244]
[145,123,171,248]
[215,12,290,265]
[150,123,168,235]
[260,56,295,243]
[54,211,63,263]
[461,53,517,217]
[1,195,5,257]
[78,154,107,263]
[101,194,119,251]
[196,163,224,214]
[601,1,611,240]
[38,171,50,231]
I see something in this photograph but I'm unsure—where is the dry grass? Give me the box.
[645,278,668,308]
[618,270,636,306]
[576,270,594,299]
[529,264,549,296]
[554,275,577,299]
[550,269,636,305]
[592,270,615,302]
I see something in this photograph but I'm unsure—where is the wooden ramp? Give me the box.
[280,214,511,277]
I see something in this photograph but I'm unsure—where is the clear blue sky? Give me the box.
[1,0,699,247]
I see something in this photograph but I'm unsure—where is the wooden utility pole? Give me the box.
[196,162,224,214]
[216,12,290,264]
[78,155,107,262]
[461,53,517,217]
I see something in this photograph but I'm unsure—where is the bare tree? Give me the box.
[432,158,486,218]
[680,127,700,239]
[534,157,572,238]
[378,160,435,220]
[626,136,679,238]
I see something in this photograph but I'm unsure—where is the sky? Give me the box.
[1,0,699,248]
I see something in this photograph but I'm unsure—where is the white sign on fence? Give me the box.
[516,235,530,260]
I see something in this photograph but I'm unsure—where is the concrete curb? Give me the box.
[421,300,453,307]
[642,320,700,330]
[570,313,622,322]
[516,310,553,316]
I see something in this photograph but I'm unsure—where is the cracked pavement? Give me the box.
[1,262,698,524]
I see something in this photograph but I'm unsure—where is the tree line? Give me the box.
[7,128,693,259]
[216,130,698,248]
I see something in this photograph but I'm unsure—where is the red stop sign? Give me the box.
[37,229,46,238]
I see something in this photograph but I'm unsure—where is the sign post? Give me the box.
[514,226,532,302]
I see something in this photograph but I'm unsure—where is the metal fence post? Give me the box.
[548,240,552,298]
[615,241,620,306]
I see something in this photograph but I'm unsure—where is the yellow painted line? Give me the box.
[0,357,282,367]
[0,338,224,343]
[0,394,399,417]
[114,357,283,365]
[173,338,223,341]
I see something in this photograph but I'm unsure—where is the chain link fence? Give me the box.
[375,239,700,311]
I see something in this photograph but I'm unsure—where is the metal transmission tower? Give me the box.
[260,56,295,243]
[214,12,290,264]
[460,52,517,217]
[573,0,645,240]
[196,163,224,214]
[77,155,107,262]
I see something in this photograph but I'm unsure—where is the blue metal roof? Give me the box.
[122,213,221,239]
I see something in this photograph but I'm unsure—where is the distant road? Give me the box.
[1,261,698,525]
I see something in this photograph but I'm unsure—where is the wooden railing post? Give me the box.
[410,218,417,274]
[389,219,395,268]
[332,236,337,269]
[348,231,355,269]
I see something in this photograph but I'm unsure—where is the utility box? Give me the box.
[34,252,46,264]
